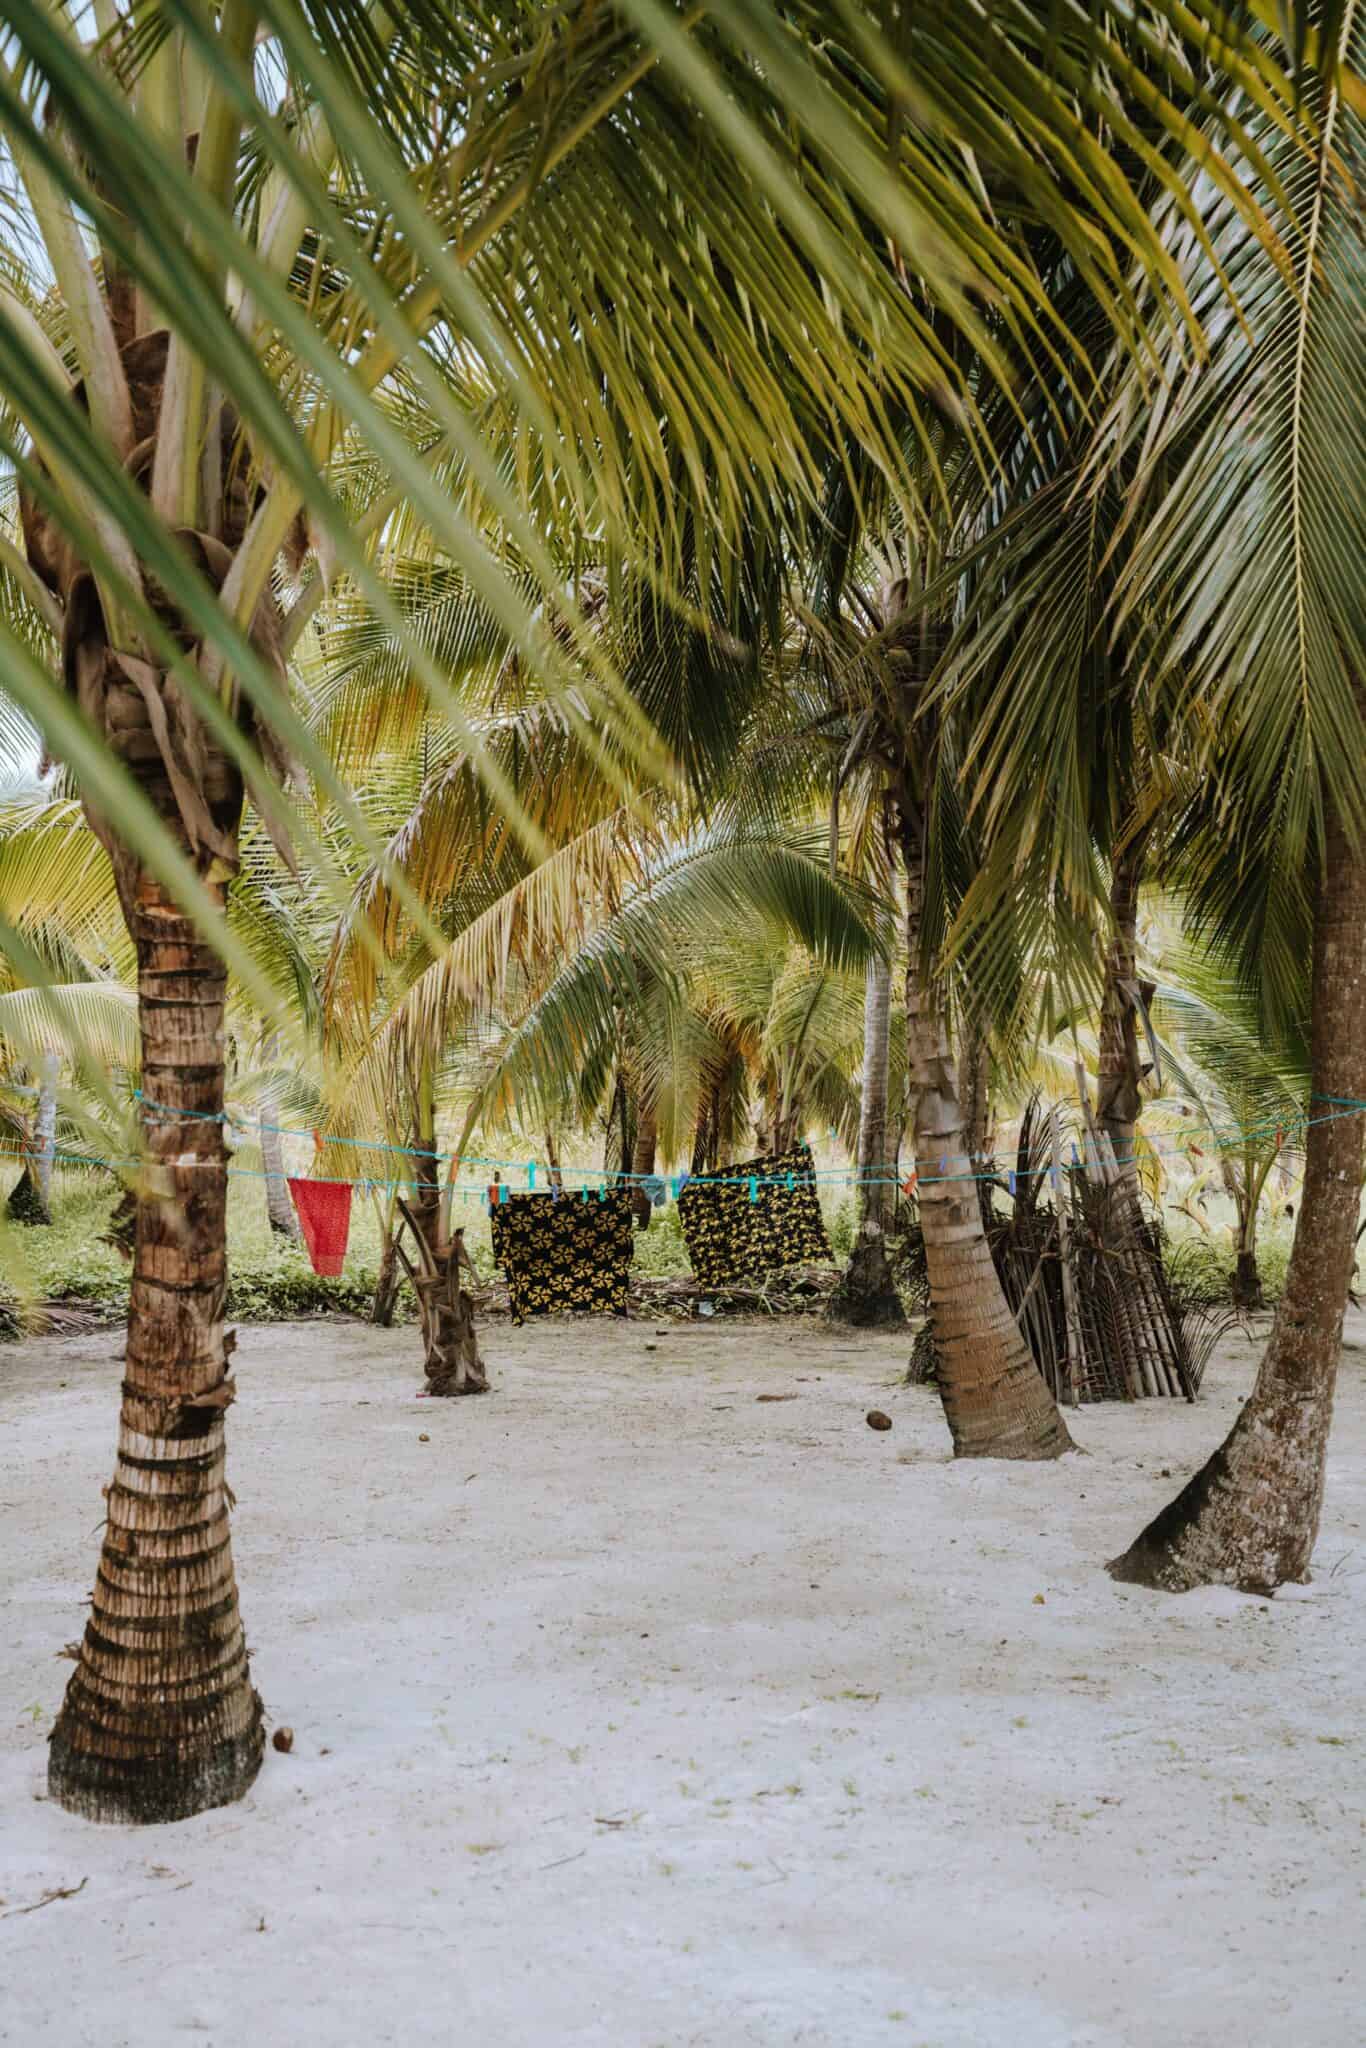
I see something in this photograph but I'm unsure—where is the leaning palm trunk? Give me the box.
[830,949,905,1326]
[1110,804,1366,1591]
[903,826,1073,1459]
[48,874,263,1821]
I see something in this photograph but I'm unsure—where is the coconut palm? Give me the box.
[1096,5,1366,1591]
[0,0,1341,1823]
[0,0,987,1823]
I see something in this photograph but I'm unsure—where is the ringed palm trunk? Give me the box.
[902,824,1073,1459]
[49,872,263,1821]
[25,319,275,1821]
[830,949,905,1326]
[1110,801,1366,1591]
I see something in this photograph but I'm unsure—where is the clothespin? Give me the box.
[786,1171,794,1191]
[499,1182,509,1204]
[670,1177,681,1201]
[527,1160,536,1191]
[939,1155,947,1178]
[1275,1125,1284,1151]
[1189,1144,1204,1160]
[581,1186,588,1202]
[748,1175,758,1203]
[1008,1170,1016,1197]
[598,1183,606,1201]
[901,1171,918,1199]
[1071,1143,1079,1167]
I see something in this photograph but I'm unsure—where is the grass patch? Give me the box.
[1,1159,856,1338]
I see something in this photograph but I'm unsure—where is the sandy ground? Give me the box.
[3,1311,1365,2048]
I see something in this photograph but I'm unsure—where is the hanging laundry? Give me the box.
[678,1144,830,1289]
[488,1190,634,1325]
[640,1173,668,1209]
[287,1178,353,1276]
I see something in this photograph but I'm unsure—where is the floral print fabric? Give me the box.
[677,1145,831,1289]
[488,1189,634,1325]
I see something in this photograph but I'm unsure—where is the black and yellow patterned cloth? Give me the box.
[488,1189,634,1325]
[678,1145,831,1288]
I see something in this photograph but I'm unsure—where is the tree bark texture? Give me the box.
[1096,836,1150,1190]
[372,1230,402,1325]
[398,1200,488,1397]
[902,824,1074,1459]
[960,1007,991,1171]
[8,1057,58,1225]
[1231,1246,1265,1312]
[48,880,264,1821]
[1110,803,1366,1591]
[829,949,905,1326]
[259,1038,297,1238]
[630,1104,657,1228]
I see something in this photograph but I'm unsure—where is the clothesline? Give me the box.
[5,1094,1364,1204]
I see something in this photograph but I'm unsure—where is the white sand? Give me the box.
[3,1311,1365,2048]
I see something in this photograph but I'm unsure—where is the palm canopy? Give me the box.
[0,4,1338,881]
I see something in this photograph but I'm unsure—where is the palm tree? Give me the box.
[1103,10,1366,1590]
[3,0,974,1821]
[0,0,1333,1821]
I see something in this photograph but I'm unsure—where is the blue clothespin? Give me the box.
[1008,1169,1016,1197]
[670,1177,681,1201]
[499,1182,509,1204]
[749,1176,759,1203]
[599,1184,606,1202]
[528,1160,537,1191]
[1071,1144,1079,1168]
[581,1186,588,1202]
[786,1171,794,1191]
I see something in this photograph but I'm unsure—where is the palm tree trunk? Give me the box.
[630,1103,657,1227]
[34,1051,57,1213]
[259,1035,297,1238]
[830,949,905,1326]
[1110,802,1366,1591]
[960,1007,991,1171]
[48,876,263,1822]
[8,1056,58,1225]
[902,826,1073,1459]
[1096,834,1150,1188]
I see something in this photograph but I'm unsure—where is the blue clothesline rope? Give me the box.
[14,1092,1365,1204]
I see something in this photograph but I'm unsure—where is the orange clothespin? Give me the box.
[901,1170,918,1199]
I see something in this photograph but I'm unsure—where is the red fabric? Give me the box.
[288,1178,353,1276]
